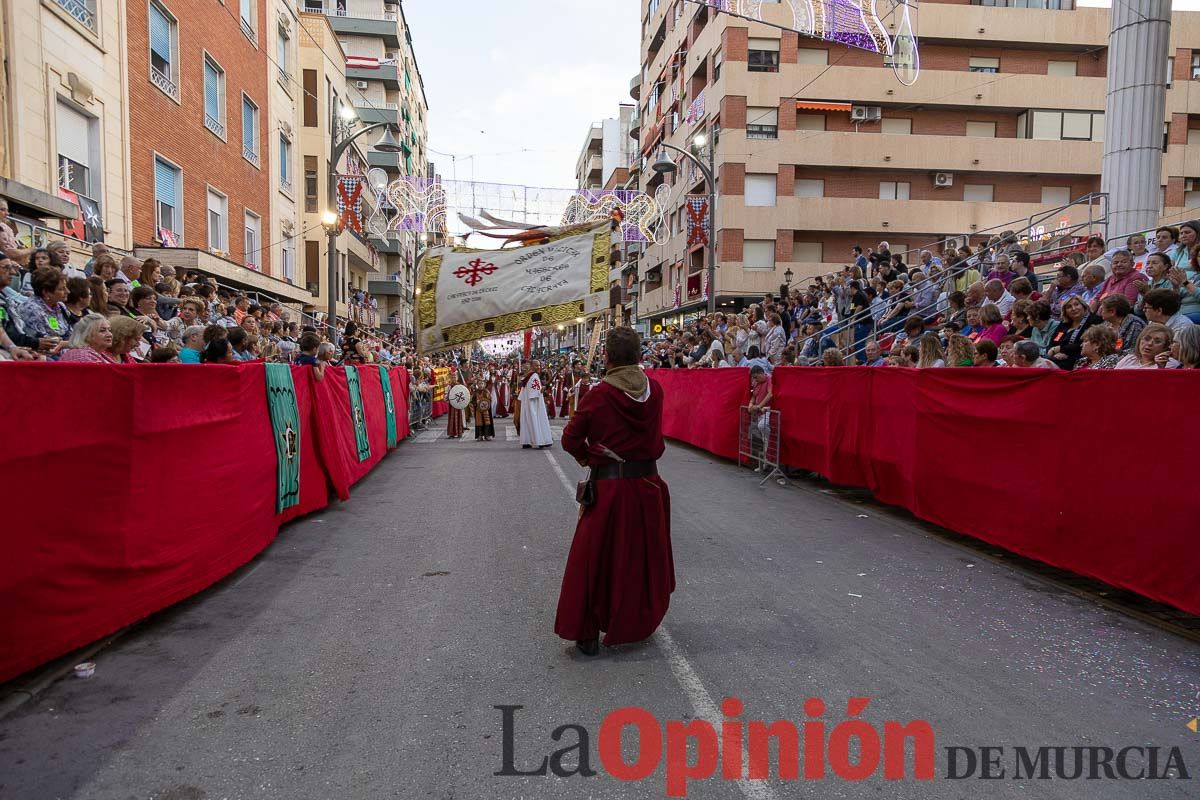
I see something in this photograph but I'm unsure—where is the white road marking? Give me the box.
[543,449,778,800]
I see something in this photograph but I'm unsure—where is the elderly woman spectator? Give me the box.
[1027,301,1058,355]
[977,304,1008,345]
[1171,326,1200,368]
[1082,234,1111,276]
[18,266,72,341]
[1135,251,1174,315]
[1075,325,1122,370]
[1176,245,1200,323]
[972,339,1001,367]
[910,270,936,316]
[105,279,136,318]
[1008,276,1036,306]
[59,314,118,363]
[1045,295,1099,370]
[1115,323,1179,369]
[1089,250,1146,312]
[131,285,169,346]
[821,347,845,367]
[1010,340,1057,369]
[1172,220,1198,270]
[178,325,206,363]
[166,298,203,346]
[1007,299,1034,339]
[62,276,91,327]
[91,254,119,281]
[109,315,149,363]
[1097,294,1144,353]
[46,241,84,279]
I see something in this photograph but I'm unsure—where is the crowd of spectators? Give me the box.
[640,225,1200,375]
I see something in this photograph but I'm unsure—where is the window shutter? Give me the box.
[56,102,91,167]
[149,4,172,62]
[204,61,220,120]
[155,158,177,206]
[243,99,255,150]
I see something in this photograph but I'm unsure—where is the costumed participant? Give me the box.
[554,369,568,418]
[472,377,496,441]
[554,327,673,657]
[518,360,554,449]
[544,373,557,420]
[573,364,591,412]
[446,367,465,439]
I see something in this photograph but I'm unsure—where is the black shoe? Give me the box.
[575,638,600,657]
[522,445,532,449]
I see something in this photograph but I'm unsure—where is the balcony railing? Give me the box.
[325,8,397,21]
[150,66,179,101]
[55,0,96,31]
[243,146,261,168]
[204,114,226,138]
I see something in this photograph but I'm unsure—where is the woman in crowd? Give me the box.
[1172,326,1200,368]
[1045,296,1098,370]
[1075,325,1122,370]
[1007,299,1034,339]
[977,304,1008,345]
[945,334,976,367]
[131,285,169,347]
[28,248,51,271]
[18,266,72,341]
[1137,252,1174,314]
[59,314,117,363]
[105,279,136,318]
[91,254,119,281]
[1178,246,1200,323]
[942,291,967,329]
[821,347,845,367]
[1116,323,1178,369]
[341,321,371,364]
[86,275,108,316]
[916,335,945,368]
[201,338,236,364]
[109,316,149,363]
[1172,221,1198,270]
[972,339,1001,367]
[62,277,91,327]
[137,258,162,288]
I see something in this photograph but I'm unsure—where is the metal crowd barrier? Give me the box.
[738,405,785,486]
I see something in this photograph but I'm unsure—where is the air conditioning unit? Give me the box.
[850,105,882,122]
[355,80,369,90]
[933,172,955,188]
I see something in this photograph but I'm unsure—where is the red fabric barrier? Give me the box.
[771,367,1200,616]
[0,362,410,683]
[431,400,449,418]
[389,367,412,443]
[645,369,749,460]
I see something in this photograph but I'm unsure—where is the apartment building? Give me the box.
[632,0,1200,327]
[575,105,637,191]
[127,0,311,304]
[302,0,429,333]
[268,0,303,289]
[0,0,131,254]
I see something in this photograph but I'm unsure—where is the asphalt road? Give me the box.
[2,418,1199,800]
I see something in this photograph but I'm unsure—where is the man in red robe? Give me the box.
[555,327,673,656]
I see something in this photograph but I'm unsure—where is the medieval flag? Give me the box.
[686,195,709,248]
[265,363,302,513]
[344,365,371,463]
[416,223,612,352]
[379,365,398,448]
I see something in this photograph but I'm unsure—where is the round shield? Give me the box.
[448,384,471,410]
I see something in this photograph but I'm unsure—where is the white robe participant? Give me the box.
[518,371,554,448]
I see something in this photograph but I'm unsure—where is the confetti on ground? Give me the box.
[857,514,869,518]
[857,573,867,577]
[848,593,864,599]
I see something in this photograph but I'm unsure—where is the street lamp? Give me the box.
[651,134,718,314]
[326,116,403,335]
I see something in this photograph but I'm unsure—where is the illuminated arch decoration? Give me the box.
[559,188,670,245]
[365,171,449,240]
[698,0,919,85]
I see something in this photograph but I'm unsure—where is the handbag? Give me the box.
[576,470,596,507]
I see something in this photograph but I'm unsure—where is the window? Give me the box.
[796,48,828,65]
[203,55,226,138]
[207,188,228,252]
[242,95,260,167]
[796,113,825,131]
[304,155,318,213]
[712,48,722,82]
[154,156,182,241]
[969,57,1000,74]
[53,0,97,32]
[745,174,778,206]
[1061,111,1091,139]
[148,1,179,100]
[963,184,994,202]
[793,178,824,198]
[743,240,776,270]
[303,69,318,127]
[1041,186,1071,206]
[1189,128,1200,147]
[244,211,261,269]
[1186,179,1200,210]
[792,242,823,262]
[1047,60,1077,77]
[881,118,912,135]
[1167,57,1174,88]
[1023,109,1104,142]
[56,100,97,198]
[239,0,256,40]
[747,107,778,139]
[748,38,780,73]
[1192,51,1200,80]
[276,24,290,85]
[966,121,996,138]
[280,134,292,191]
[281,239,295,282]
[879,181,911,200]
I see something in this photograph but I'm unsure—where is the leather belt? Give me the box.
[593,461,658,480]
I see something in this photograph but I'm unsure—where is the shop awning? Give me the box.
[795,101,852,112]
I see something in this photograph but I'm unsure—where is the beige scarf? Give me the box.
[602,365,650,401]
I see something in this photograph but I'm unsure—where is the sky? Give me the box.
[403,1,640,192]
[404,0,1199,193]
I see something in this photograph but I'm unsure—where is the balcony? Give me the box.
[355,102,400,125]
[369,234,404,254]
[347,65,401,89]
[367,149,401,170]
[369,277,406,296]
[630,74,641,101]
[243,145,261,169]
[150,66,179,101]
[204,114,226,139]
[324,8,401,48]
[54,0,96,31]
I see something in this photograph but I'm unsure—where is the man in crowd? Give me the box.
[117,256,142,287]
[1090,250,1147,312]
[1010,340,1057,369]
[1142,288,1195,335]
[982,279,1015,317]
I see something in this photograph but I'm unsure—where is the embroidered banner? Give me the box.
[265,363,302,513]
[416,224,612,352]
[337,177,364,235]
[685,91,705,125]
[686,195,709,248]
[379,365,398,448]
[344,365,371,462]
[432,366,450,402]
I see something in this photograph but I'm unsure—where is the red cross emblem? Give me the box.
[453,258,497,287]
[337,178,364,234]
